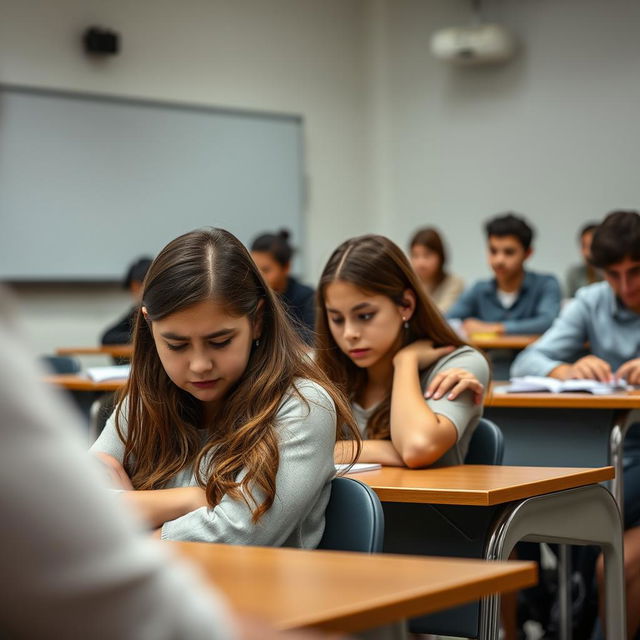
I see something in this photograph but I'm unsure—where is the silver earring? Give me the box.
[255,338,260,347]
[402,317,409,329]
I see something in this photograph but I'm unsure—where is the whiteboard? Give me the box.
[0,85,305,281]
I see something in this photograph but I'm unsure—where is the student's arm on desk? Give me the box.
[333,365,483,467]
[334,439,404,466]
[389,342,461,468]
[510,296,591,378]
[123,488,209,530]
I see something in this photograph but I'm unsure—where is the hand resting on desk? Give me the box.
[551,355,640,385]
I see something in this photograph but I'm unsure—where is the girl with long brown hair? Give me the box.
[408,227,464,313]
[91,228,359,546]
[316,234,489,468]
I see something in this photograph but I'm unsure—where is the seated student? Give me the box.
[408,227,464,313]
[447,213,562,336]
[101,256,153,345]
[566,221,603,297]
[511,210,640,640]
[250,230,315,344]
[316,234,489,469]
[0,290,325,640]
[92,228,359,545]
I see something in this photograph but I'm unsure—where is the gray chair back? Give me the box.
[464,417,504,465]
[318,476,384,553]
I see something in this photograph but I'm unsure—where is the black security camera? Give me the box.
[83,27,120,55]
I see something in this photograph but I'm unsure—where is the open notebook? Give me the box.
[86,365,130,382]
[500,376,630,395]
[335,463,382,473]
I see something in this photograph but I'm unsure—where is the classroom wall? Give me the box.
[0,0,373,353]
[373,0,640,286]
[4,0,640,353]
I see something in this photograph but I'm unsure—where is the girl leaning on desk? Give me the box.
[317,234,489,469]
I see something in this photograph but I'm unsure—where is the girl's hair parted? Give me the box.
[116,228,359,522]
[315,234,468,439]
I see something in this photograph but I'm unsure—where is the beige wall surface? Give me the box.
[375,0,640,285]
[0,0,372,352]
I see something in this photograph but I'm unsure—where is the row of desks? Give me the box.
[48,372,638,518]
[56,334,541,359]
[46,373,640,409]
[47,372,639,512]
[47,373,640,491]
[170,464,621,638]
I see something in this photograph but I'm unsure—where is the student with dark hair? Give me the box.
[101,257,153,345]
[447,213,561,336]
[566,222,603,297]
[408,227,464,313]
[250,230,315,344]
[92,228,359,545]
[512,210,640,639]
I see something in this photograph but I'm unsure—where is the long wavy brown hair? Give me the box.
[316,234,469,440]
[115,228,359,522]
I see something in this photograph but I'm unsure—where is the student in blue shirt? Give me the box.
[512,210,640,640]
[447,213,562,336]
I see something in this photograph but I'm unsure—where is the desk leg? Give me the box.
[357,620,407,640]
[478,485,625,640]
[558,545,571,640]
[610,410,632,512]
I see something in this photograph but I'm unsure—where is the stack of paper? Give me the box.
[335,462,382,473]
[501,376,630,395]
[86,365,130,382]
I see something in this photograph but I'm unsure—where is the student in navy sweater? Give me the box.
[101,257,153,345]
[251,230,315,344]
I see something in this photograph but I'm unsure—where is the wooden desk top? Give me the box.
[469,334,539,350]
[486,381,640,409]
[43,374,125,392]
[348,465,614,506]
[171,542,537,633]
[56,345,133,358]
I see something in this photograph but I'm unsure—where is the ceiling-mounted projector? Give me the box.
[430,24,517,66]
